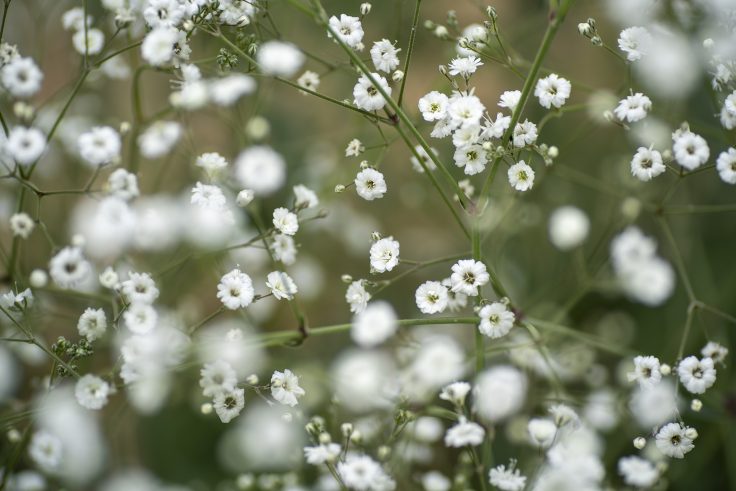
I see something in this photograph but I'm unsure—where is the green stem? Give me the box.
[397,0,421,107]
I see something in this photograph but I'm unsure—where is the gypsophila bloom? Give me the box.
[9,212,34,239]
[418,91,449,122]
[337,454,395,491]
[672,129,709,170]
[535,74,571,109]
[415,281,449,314]
[123,302,157,334]
[28,431,62,471]
[628,355,662,387]
[49,246,90,289]
[1,57,42,98]
[346,138,365,157]
[106,168,139,200]
[655,422,695,459]
[7,126,45,166]
[72,28,104,55]
[75,374,111,410]
[618,456,659,488]
[209,74,256,106]
[454,144,487,175]
[294,184,319,209]
[370,237,400,273]
[489,462,527,491]
[474,365,527,422]
[271,369,305,407]
[272,207,299,235]
[346,280,371,314]
[548,206,589,250]
[370,39,401,73]
[701,341,728,364]
[257,40,304,77]
[618,27,652,62]
[478,302,515,339]
[266,271,298,300]
[141,27,179,66]
[143,0,185,28]
[631,146,665,181]
[272,234,297,265]
[304,443,341,465]
[548,404,580,428]
[138,120,181,159]
[297,70,320,92]
[507,161,535,191]
[512,120,537,148]
[191,182,227,210]
[614,93,652,122]
[448,56,483,77]
[443,277,468,311]
[450,259,489,296]
[121,272,159,305]
[353,73,392,111]
[677,356,716,394]
[716,148,736,184]
[527,418,557,448]
[196,152,228,179]
[217,269,255,309]
[235,145,286,196]
[439,381,471,407]
[77,307,107,342]
[351,300,398,347]
[499,90,521,112]
[200,360,238,397]
[213,386,245,423]
[445,417,485,447]
[99,266,119,290]
[448,92,485,127]
[483,112,511,139]
[328,14,364,49]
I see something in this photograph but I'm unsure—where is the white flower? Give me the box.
[614,93,651,122]
[143,0,185,28]
[352,300,398,347]
[483,112,511,139]
[1,57,43,98]
[448,93,485,127]
[444,417,485,447]
[672,129,709,170]
[655,422,694,459]
[304,443,341,465]
[271,369,306,406]
[77,307,107,342]
[272,233,297,265]
[450,259,489,296]
[370,39,400,73]
[49,246,90,289]
[498,90,521,112]
[120,272,159,305]
[338,454,395,491]
[439,381,471,406]
[512,120,537,148]
[627,355,662,387]
[123,302,158,334]
[297,70,320,92]
[266,271,298,300]
[346,138,365,157]
[72,28,105,55]
[448,56,483,77]
[209,74,256,106]
[99,266,119,290]
[548,206,589,250]
[200,360,238,397]
[257,41,304,77]
[328,14,364,48]
[196,152,228,179]
[107,168,139,200]
[9,212,34,239]
[213,386,245,423]
[618,26,652,62]
[453,144,487,175]
[535,74,571,109]
[370,237,400,272]
[353,73,392,111]
[7,126,46,166]
[293,184,319,208]
[141,27,179,66]
[548,403,580,427]
[272,207,299,235]
[236,189,255,207]
[701,341,728,364]
[618,456,659,488]
[418,91,449,122]
[478,302,515,339]
[527,418,557,448]
[507,160,535,191]
[422,471,451,491]
[716,148,736,184]
[217,269,255,309]
[74,374,111,410]
[235,145,286,196]
[415,281,448,314]
[677,356,716,394]
[630,146,665,181]
[346,280,371,314]
[474,365,527,422]
[489,461,527,491]
[28,431,62,471]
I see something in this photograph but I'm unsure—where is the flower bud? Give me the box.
[660,363,671,376]
[246,374,259,385]
[334,184,346,193]
[201,403,213,414]
[360,3,372,15]
[237,189,255,207]
[318,432,332,444]
[685,427,698,440]
[29,269,48,288]
[691,399,703,412]
[633,436,646,449]
[341,422,353,436]
[391,70,404,82]
[486,6,497,20]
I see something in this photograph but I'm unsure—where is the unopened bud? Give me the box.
[660,363,671,376]
[633,436,646,449]
[318,432,332,444]
[691,399,702,412]
[237,189,255,207]
[201,403,213,414]
[391,70,404,82]
[246,374,259,385]
[685,428,698,440]
[360,3,372,15]
[334,184,346,193]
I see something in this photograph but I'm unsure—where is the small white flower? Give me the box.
[72,28,105,55]
[631,146,665,181]
[75,374,111,410]
[345,138,365,157]
[271,369,306,407]
[77,307,107,342]
[534,74,571,109]
[677,356,716,394]
[257,41,304,77]
[618,456,659,488]
[346,280,371,314]
[353,72,391,111]
[106,168,139,200]
[618,26,652,62]
[209,74,256,106]
[716,147,736,184]
[120,272,159,305]
[200,360,238,397]
[672,129,709,170]
[548,206,589,250]
[304,443,341,465]
[370,39,401,73]
[512,120,537,148]
[614,93,652,122]
[28,431,62,471]
[489,461,526,491]
[369,237,400,272]
[351,300,398,347]
[9,212,34,239]
[217,269,255,309]
[448,56,483,77]
[507,160,535,191]
[49,246,90,289]
[272,207,299,235]
[418,91,449,122]
[655,422,694,459]
[498,90,521,112]
[7,126,46,166]
[527,418,557,448]
[328,14,364,48]
[1,57,43,98]
[454,144,487,175]
[266,271,298,300]
[293,184,319,209]
[196,152,228,179]
[355,167,387,201]
[213,387,245,423]
[138,120,181,159]
[478,302,515,339]
[450,259,489,296]
[439,381,471,406]
[444,417,485,447]
[628,355,662,387]
[415,281,449,314]
[701,341,728,364]
[297,70,320,92]
[123,302,157,334]
[272,233,297,265]
[235,146,286,196]
[141,27,179,66]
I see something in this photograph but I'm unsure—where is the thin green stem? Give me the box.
[397,0,421,107]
